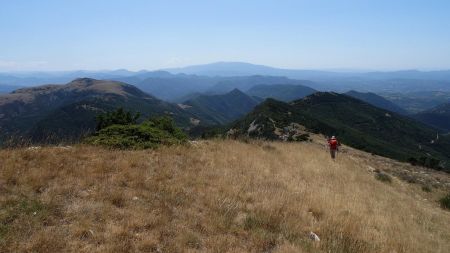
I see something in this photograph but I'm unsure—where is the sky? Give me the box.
[1,0,450,71]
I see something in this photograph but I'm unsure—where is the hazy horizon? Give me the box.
[2,61,450,74]
[1,0,450,71]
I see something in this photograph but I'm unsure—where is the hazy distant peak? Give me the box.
[228,88,246,95]
[165,61,278,76]
[181,61,272,69]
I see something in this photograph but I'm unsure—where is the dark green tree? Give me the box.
[96,108,140,131]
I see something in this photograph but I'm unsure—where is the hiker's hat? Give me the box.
[331,136,336,139]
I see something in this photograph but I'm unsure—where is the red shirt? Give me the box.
[328,139,339,150]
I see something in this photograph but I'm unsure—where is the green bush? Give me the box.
[439,193,450,210]
[85,116,187,149]
[414,156,443,170]
[96,107,140,131]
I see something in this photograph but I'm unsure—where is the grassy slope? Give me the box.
[1,140,449,252]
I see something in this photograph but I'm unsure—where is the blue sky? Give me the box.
[1,0,450,71]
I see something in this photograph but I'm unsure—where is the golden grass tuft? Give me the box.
[0,140,449,252]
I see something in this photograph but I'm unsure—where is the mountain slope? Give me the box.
[413,103,450,132]
[206,76,318,94]
[1,141,449,252]
[0,78,196,143]
[230,92,450,171]
[3,64,450,96]
[180,89,261,125]
[345,90,408,115]
[247,84,316,102]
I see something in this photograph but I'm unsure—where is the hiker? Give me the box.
[327,136,340,160]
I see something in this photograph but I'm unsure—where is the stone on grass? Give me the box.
[309,231,320,241]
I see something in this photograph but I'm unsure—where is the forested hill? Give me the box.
[230,92,450,171]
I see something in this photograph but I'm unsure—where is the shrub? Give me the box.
[408,157,418,166]
[144,116,187,140]
[414,156,443,170]
[375,172,392,183]
[96,108,140,131]
[427,158,441,169]
[85,116,187,149]
[439,193,450,210]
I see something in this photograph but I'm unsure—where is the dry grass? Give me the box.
[0,140,449,252]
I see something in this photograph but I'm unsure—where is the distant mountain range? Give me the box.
[3,62,450,101]
[2,78,312,143]
[167,62,450,81]
[1,77,449,171]
[130,75,316,101]
[165,62,450,92]
[229,92,450,171]
[1,62,450,146]
[0,78,197,143]
[165,62,357,80]
[0,69,317,101]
